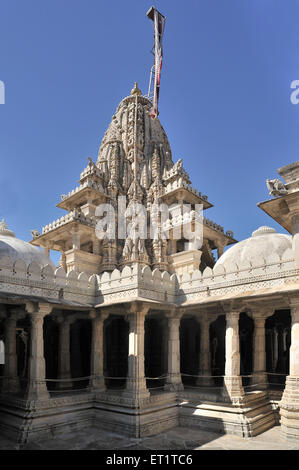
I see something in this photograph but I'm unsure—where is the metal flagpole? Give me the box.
[146,6,166,119]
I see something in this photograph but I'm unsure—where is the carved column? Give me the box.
[123,303,150,399]
[252,315,267,389]
[223,311,245,400]
[26,302,52,400]
[164,310,184,391]
[72,229,81,250]
[276,323,285,372]
[196,314,213,387]
[90,310,108,392]
[280,304,299,440]
[2,309,20,393]
[291,213,299,268]
[215,240,227,260]
[161,317,168,376]
[59,252,67,271]
[57,316,72,389]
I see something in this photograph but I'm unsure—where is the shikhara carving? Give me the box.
[28,85,234,275]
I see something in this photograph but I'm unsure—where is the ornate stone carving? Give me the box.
[266,178,288,197]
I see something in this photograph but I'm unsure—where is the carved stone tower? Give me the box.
[31,84,235,274]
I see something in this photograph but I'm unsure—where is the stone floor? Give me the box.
[0,425,298,450]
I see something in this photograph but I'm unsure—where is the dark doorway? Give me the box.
[180,316,200,386]
[210,315,225,387]
[145,316,166,389]
[104,315,128,389]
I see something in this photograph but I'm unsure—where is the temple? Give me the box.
[1,83,299,444]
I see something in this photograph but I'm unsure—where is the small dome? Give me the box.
[0,220,54,268]
[215,225,292,268]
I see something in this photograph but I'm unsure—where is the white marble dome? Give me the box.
[215,226,292,268]
[0,220,54,267]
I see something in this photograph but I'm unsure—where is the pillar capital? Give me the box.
[89,309,109,322]
[38,303,53,316]
[290,307,299,324]
[130,302,150,316]
[25,301,53,317]
[196,311,214,325]
[254,316,266,328]
[165,307,184,320]
[6,309,21,322]
[221,300,242,316]
[285,294,299,309]
[125,302,150,322]
[0,305,7,317]
[225,311,240,326]
[56,314,75,326]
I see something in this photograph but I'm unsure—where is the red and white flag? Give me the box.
[147,7,166,119]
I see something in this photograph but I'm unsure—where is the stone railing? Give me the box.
[95,264,177,304]
[60,178,106,202]
[79,162,104,182]
[203,217,226,235]
[0,257,177,306]
[42,209,94,234]
[161,211,231,237]
[163,178,208,201]
[177,247,296,302]
[0,256,97,303]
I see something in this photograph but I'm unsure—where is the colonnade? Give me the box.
[0,301,297,404]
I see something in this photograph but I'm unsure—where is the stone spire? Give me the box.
[97,84,173,194]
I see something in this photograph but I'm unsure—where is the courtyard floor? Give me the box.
[0,425,298,450]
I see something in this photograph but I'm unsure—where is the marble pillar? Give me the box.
[123,304,150,399]
[252,316,267,389]
[90,311,108,392]
[280,305,299,440]
[2,310,20,393]
[164,311,184,391]
[26,303,52,400]
[223,311,245,400]
[196,315,213,387]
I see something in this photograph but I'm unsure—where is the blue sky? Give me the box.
[1,0,299,264]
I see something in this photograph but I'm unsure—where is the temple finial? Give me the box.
[0,219,15,237]
[131,82,141,96]
[0,219,7,232]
